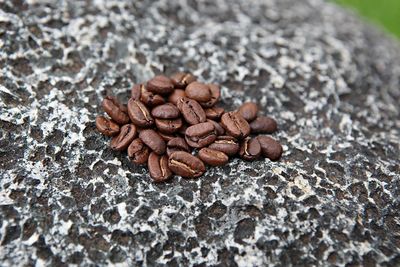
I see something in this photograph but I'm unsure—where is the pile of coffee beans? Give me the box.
[96,73,283,182]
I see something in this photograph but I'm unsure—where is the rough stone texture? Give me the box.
[0,0,400,266]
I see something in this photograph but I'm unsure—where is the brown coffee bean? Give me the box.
[208,136,239,156]
[239,137,261,161]
[198,148,229,166]
[146,75,174,95]
[110,124,137,151]
[170,72,196,88]
[151,103,180,119]
[139,129,166,155]
[207,119,225,136]
[220,111,250,139]
[238,102,258,122]
[132,84,165,107]
[168,151,206,178]
[166,137,190,157]
[185,122,217,148]
[148,152,172,182]
[200,84,220,108]
[158,132,179,142]
[185,82,212,102]
[155,118,183,134]
[127,138,150,165]
[102,96,130,125]
[205,107,224,120]
[257,136,283,161]
[250,116,278,134]
[168,89,186,105]
[127,99,154,127]
[177,97,206,125]
[96,116,120,136]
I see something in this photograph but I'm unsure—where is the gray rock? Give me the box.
[1,0,400,266]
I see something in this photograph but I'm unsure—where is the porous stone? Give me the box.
[0,0,399,266]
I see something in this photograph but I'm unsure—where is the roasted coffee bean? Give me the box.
[208,136,239,156]
[102,96,130,125]
[148,152,172,182]
[166,137,190,157]
[250,116,278,134]
[132,84,165,107]
[239,137,261,161]
[139,129,166,155]
[158,132,179,142]
[238,102,258,122]
[257,136,283,161]
[220,111,250,139]
[127,99,154,127]
[96,116,120,136]
[131,84,141,100]
[198,148,229,166]
[128,138,150,165]
[168,151,206,178]
[205,107,224,120]
[177,97,206,125]
[110,124,137,151]
[200,84,220,108]
[146,75,174,95]
[155,118,183,134]
[185,122,217,148]
[170,72,196,88]
[207,119,225,136]
[185,82,212,102]
[151,103,180,119]
[168,89,186,105]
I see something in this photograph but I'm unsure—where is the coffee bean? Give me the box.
[131,84,141,100]
[139,129,166,155]
[168,151,206,178]
[198,148,229,166]
[127,138,150,165]
[148,152,172,182]
[177,97,206,125]
[238,102,258,122]
[146,75,174,95]
[158,132,179,142]
[96,116,120,136]
[170,72,196,88]
[110,124,137,151]
[205,107,224,120]
[168,89,186,105]
[185,82,212,102]
[207,119,225,136]
[220,111,250,139]
[127,99,154,127]
[102,96,130,125]
[200,84,220,108]
[208,136,239,156]
[257,136,283,161]
[151,103,180,119]
[166,137,190,157]
[250,116,277,134]
[239,137,261,161]
[133,84,165,107]
[185,121,217,148]
[155,118,183,134]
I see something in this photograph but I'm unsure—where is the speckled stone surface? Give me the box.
[1,0,400,266]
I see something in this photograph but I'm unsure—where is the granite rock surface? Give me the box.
[0,0,400,266]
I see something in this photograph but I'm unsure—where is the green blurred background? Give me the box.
[335,0,400,38]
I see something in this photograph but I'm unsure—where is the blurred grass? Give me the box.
[335,0,400,38]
